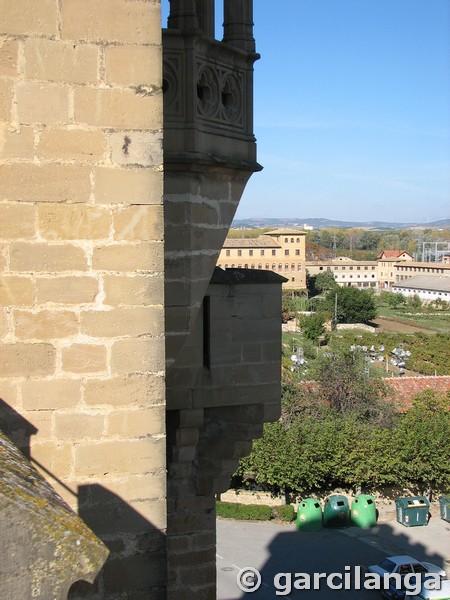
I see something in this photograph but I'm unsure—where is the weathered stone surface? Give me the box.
[0,430,108,599]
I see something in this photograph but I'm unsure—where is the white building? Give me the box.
[393,275,450,303]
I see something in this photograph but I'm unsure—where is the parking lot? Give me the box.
[217,514,450,599]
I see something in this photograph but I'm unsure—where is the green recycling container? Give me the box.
[351,494,377,528]
[323,494,350,528]
[296,498,323,531]
[439,496,450,523]
[395,496,430,527]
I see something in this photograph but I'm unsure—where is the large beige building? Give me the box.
[395,261,450,282]
[0,1,283,598]
[377,250,413,289]
[307,257,378,288]
[217,229,307,289]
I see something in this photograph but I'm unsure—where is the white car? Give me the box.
[382,573,450,600]
[368,555,447,579]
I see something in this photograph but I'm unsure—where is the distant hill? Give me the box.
[231,217,450,230]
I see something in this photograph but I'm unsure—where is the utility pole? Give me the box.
[334,292,338,328]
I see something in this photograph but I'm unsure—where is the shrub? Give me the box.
[272,504,295,522]
[216,501,272,521]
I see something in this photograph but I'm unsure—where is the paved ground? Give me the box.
[217,512,450,599]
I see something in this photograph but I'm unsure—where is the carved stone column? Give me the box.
[223,0,255,52]
[168,0,199,30]
[197,0,215,38]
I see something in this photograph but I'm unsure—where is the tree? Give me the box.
[396,390,450,495]
[312,348,395,426]
[408,294,422,309]
[383,291,406,309]
[297,312,327,343]
[314,271,337,294]
[326,286,377,324]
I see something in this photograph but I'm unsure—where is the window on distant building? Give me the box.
[285,264,288,270]
[265,263,269,269]
[278,263,282,270]
[295,249,300,256]
[225,264,228,268]
[285,250,289,256]
[251,264,255,269]
[244,264,248,268]
[258,263,262,269]
[261,250,265,256]
[238,264,242,268]
[231,263,235,267]
[297,264,302,271]
[238,250,242,257]
[272,249,276,256]
[226,250,230,256]
[272,263,276,270]
[291,238,294,243]
[291,263,295,270]
[296,237,300,243]
[285,238,288,243]
[249,250,253,257]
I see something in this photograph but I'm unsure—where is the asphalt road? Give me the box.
[217,516,450,599]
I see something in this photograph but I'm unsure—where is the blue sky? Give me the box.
[163,1,450,224]
[240,0,450,223]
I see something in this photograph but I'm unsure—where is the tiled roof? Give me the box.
[264,229,307,236]
[298,376,450,412]
[378,250,411,259]
[223,237,280,248]
[387,376,450,411]
[306,259,377,266]
[396,261,450,271]
[394,275,450,292]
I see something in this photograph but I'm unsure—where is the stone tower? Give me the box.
[0,0,283,597]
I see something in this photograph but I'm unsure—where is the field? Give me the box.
[376,306,450,334]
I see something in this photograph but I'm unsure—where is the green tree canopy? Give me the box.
[395,390,450,493]
[297,312,327,343]
[381,291,406,309]
[326,286,377,324]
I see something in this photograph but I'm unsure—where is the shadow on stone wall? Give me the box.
[70,485,167,598]
[0,399,166,598]
[0,398,37,458]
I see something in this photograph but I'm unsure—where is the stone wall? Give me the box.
[166,269,283,599]
[0,1,167,597]
[0,1,282,597]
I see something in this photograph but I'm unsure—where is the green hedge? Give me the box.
[216,501,295,522]
[216,501,272,521]
[272,504,295,522]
